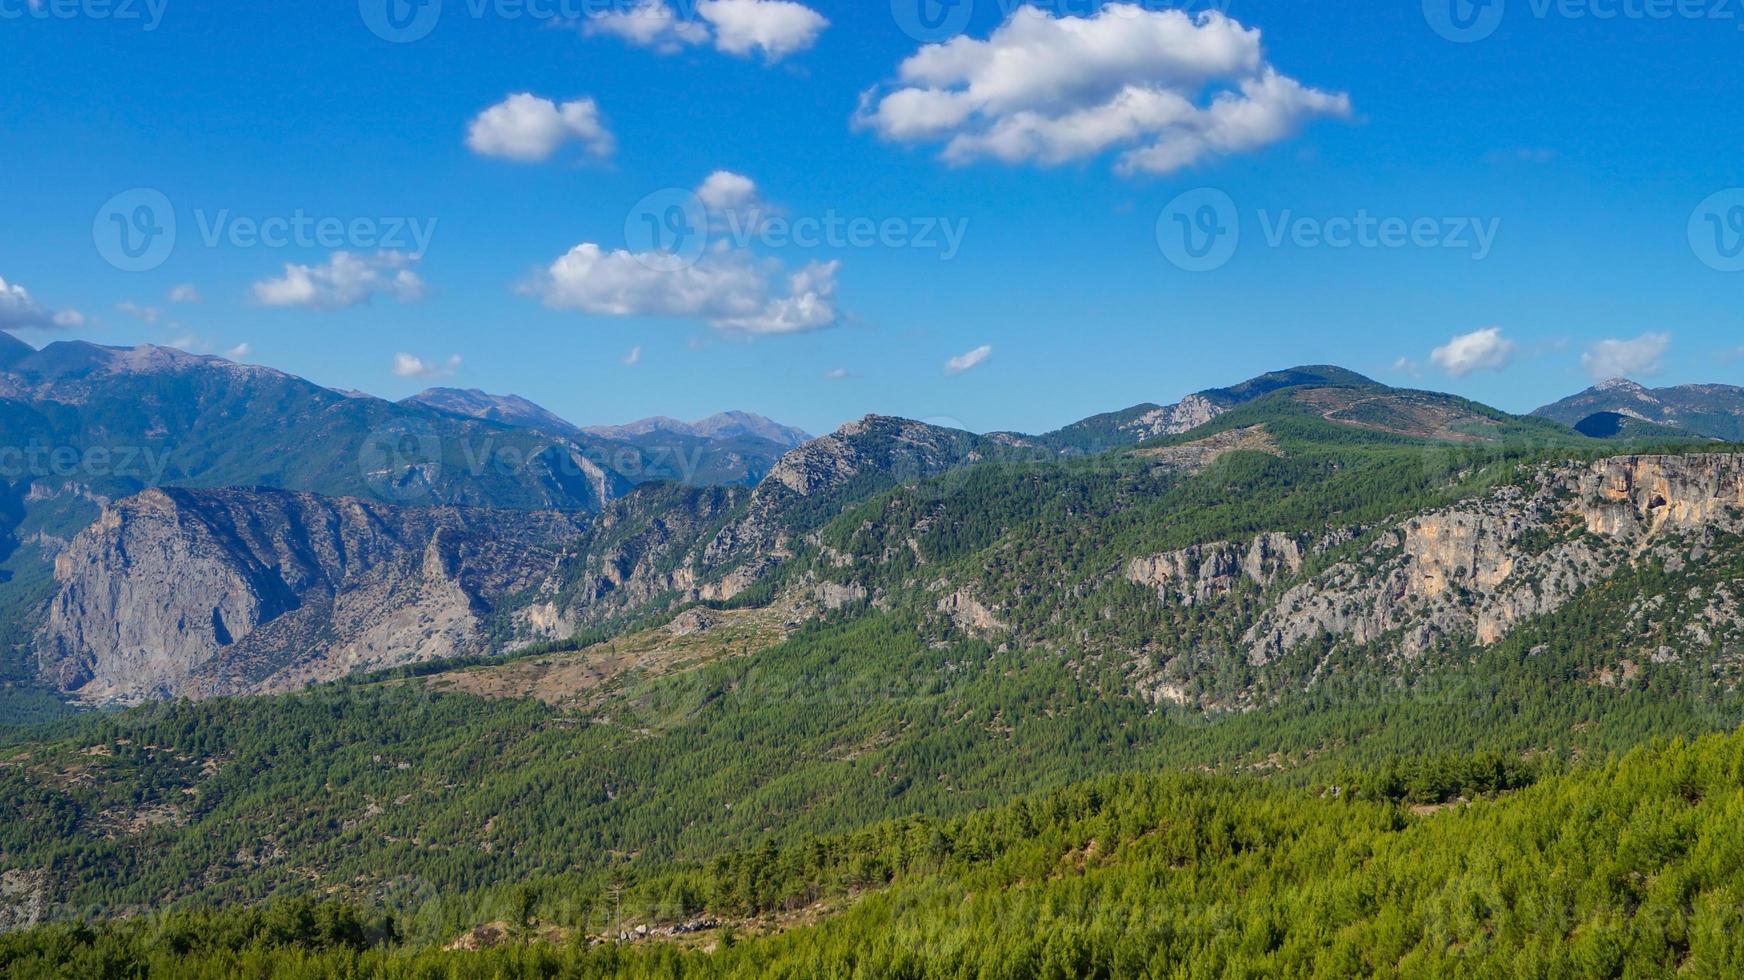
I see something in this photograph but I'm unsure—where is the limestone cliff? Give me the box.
[37,487,588,703]
[1131,455,1744,669]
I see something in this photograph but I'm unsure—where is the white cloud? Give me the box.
[697,170,761,211]
[699,0,828,61]
[584,0,827,63]
[223,343,252,360]
[1430,327,1516,377]
[117,301,163,323]
[0,276,82,333]
[945,344,992,375]
[1582,333,1670,380]
[1390,356,1422,379]
[531,244,839,335]
[392,352,462,379]
[168,284,203,303]
[466,93,615,163]
[528,172,839,335]
[824,367,850,380]
[622,345,643,365]
[857,6,1349,176]
[253,251,427,311]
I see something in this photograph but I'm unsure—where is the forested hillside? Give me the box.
[5,368,1743,978]
[5,728,1743,977]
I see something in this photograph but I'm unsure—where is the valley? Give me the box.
[2,345,1743,977]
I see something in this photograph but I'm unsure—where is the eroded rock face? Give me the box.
[1128,532,1305,607]
[937,588,1007,633]
[1175,455,1744,666]
[1124,394,1226,441]
[37,487,588,703]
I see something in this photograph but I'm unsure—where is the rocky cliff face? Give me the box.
[1122,394,1227,441]
[1128,532,1305,607]
[1130,455,1744,670]
[38,487,588,703]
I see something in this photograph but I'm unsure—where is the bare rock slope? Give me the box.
[38,487,588,703]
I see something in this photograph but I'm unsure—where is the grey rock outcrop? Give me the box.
[1196,455,1744,666]
[37,487,588,703]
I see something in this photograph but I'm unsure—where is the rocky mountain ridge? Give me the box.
[1534,378,1744,441]
[1127,453,1744,696]
[37,487,589,703]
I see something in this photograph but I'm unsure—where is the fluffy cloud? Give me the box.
[253,251,427,311]
[1582,333,1670,380]
[622,345,643,366]
[0,276,82,332]
[697,170,761,211]
[527,172,839,335]
[1430,327,1515,377]
[857,6,1349,176]
[392,352,462,379]
[945,344,993,375]
[585,0,827,63]
[168,284,203,303]
[531,244,839,335]
[466,94,615,163]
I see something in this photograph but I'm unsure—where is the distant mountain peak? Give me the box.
[586,412,811,449]
[402,387,579,435]
[1535,379,1744,441]
[1037,364,1378,454]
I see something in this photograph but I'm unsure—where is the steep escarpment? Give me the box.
[1130,454,1744,673]
[37,487,589,703]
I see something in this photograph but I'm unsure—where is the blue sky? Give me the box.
[2,0,1743,436]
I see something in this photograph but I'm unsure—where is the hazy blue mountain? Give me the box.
[1534,378,1744,441]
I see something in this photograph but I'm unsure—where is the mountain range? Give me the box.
[0,343,1733,709]
[1532,377,1744,440]
[4,339,1744,967]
